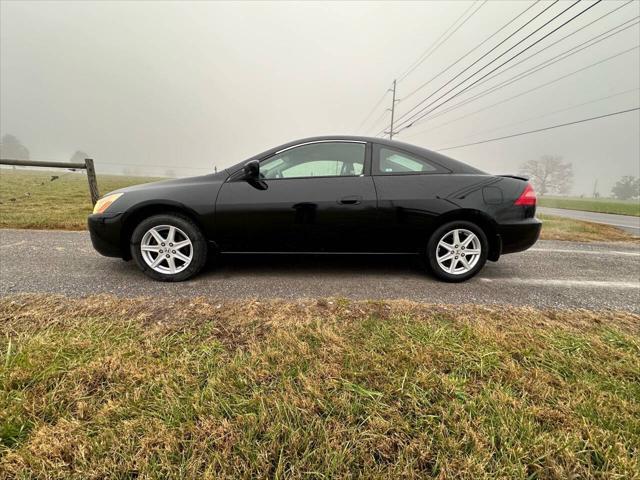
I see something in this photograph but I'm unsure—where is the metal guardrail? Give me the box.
[0,158,100,205]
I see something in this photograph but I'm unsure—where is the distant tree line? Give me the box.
[611,176,639,200]
[520,154,638,200]
[0,134,92,169]
[0,134,30,159]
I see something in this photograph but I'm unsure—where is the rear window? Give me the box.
[374,146,447,175]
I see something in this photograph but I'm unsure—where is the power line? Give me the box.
[360,1,489,135]
[364,1,484,134]
[366,108,391,135]
[427,87,639,145]
[457,18,640,110]
[398,1,483,82]
[399,29,640,139]
[435,107,640,151]
[401,0,541,102]
[398,0,635,135]
[355,86,391,133]
[402,45,639,139]
[394,0,602,132]
[394,0,604,133]
[390,0,562,131]
[461,3,637,99]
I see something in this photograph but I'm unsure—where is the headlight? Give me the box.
[93,193,123,214]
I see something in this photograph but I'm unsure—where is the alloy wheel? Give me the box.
[140,225,193,274]
[435,228,481,275]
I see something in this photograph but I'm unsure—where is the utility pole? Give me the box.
[389,79,397,140]
[592,179,598,198]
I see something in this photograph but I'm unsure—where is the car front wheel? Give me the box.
[427,221,488,282]
[130,213,207,282]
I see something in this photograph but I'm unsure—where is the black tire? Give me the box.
[426,220,488,282]
[130,213,207,282]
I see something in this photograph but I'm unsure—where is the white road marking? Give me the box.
[0,241,26,249]
[529,247,640,257]
[480,278,639,289]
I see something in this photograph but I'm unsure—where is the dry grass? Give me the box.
[538,214,638,242]
[1,295,639,479]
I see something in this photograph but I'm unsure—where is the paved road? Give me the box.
[1,229,639,312]
[538,207,640,235]
[0,230,640,312]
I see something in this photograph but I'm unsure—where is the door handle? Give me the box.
[338,195,362,205]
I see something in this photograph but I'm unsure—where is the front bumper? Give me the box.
[498,218,542,255]
[88,212,125,258]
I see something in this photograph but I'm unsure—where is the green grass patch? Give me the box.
[0,169,161,230]
[1,295,639,479]
[539,196,640,217]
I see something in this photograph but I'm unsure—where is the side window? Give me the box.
[375,147,442,175]
[260,142,365,179]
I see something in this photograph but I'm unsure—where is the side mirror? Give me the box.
[243,160,260,180]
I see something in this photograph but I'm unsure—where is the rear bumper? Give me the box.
[88,213,125,258]
[498,218,542,255]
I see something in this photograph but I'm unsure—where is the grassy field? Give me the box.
[0,169,160,230]
[539,196,640,217]
[1,295,638,479]
[0,170,637,242]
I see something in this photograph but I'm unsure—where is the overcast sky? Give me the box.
[1,0,639,195]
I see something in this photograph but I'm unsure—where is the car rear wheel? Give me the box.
[130,213,207,282]
[427,220,488,282]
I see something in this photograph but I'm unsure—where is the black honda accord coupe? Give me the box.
[88,136,541,282]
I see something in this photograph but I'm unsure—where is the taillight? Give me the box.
[514,183,536,206]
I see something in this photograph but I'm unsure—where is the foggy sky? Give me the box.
[1,0,639,195]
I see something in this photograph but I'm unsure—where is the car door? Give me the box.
[214,140,378,252]
[371,143,454,252]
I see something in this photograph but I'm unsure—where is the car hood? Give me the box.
[105,171,227,197]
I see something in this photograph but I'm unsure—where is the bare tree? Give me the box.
[519,155,573,196]
[0,134,30,159]
[611,176,639,200]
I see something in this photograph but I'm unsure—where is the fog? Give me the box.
[1,0,639,195]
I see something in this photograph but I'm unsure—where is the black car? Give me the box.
[88,136,541,282]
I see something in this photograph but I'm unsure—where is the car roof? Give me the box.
[228,135,486,175]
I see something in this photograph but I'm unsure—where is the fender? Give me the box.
[119,199,209,258]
